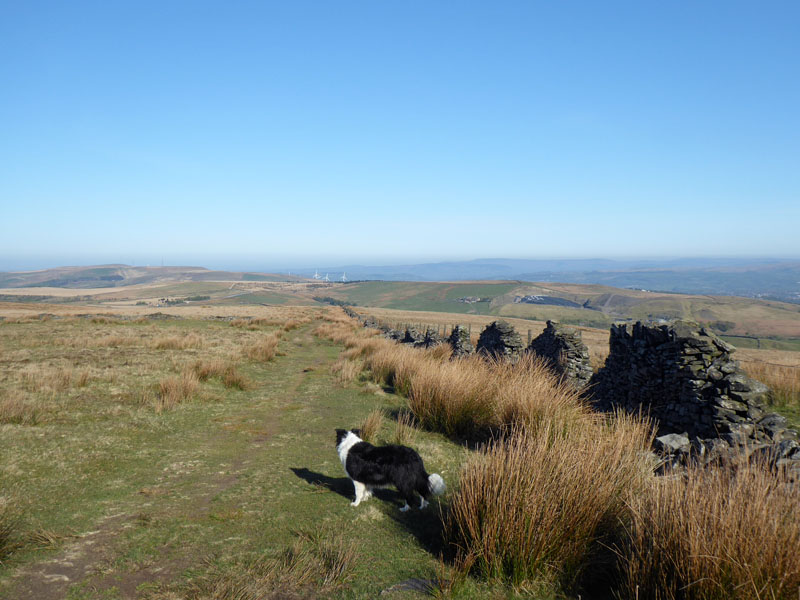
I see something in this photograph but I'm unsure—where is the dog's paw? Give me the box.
[420,498,429,509]
[399,503,411,512]
[350,501,359,507]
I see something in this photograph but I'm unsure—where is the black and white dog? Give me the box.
[335,429,446,511]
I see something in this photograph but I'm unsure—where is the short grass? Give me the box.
[0,313,471,599]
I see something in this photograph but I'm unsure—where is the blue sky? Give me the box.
[1,1,799,271]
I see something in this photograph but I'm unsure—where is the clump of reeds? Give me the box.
[18,366,76,393]
[330,357,363,384]
[192,359,249,390]
[244,333,280,362]
[0,392,41,425]
[392,410,417,445]
[445,414,653,592]
[359,409,384,443]
[613,455,800,600]
[152,333,204,350]
[156,370,199,411]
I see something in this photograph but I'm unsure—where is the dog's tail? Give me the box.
[428,473,446,496]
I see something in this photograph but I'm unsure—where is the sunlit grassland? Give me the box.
[0,311,468,599]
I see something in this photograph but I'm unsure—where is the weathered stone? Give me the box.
[476,321,524,362]
[447,325,474,358]
[526,320,593,389]
[654,433,691,454]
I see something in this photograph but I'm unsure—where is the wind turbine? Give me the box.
[323,273,330,282]
[340,272,348,283]
[313,269,321,280]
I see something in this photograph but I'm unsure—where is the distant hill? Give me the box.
[0,265,304,289]
[289,258,800,303]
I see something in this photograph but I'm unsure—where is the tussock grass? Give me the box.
[243,333,280,362]
[283,318,310,331]
[446,415,653,591]
[0,391,41,425]
[185,529,357,599]
[156,371,199,411]
[359,408,384,443]
[17,365,87,393]
[331,357,363,384]
[393,410,418,445]
[358,338,587,440]
[152,333,204,350]
[614,456,800,600]
[192,359,249,390]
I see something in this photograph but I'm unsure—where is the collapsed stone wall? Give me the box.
[476,321,524,362]
[527,320,593,389]
[589,320,799,468]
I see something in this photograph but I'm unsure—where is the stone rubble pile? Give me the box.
[475,320,524,362]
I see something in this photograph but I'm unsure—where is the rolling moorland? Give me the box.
[3,265,800,348]
[0,297,798,599]
[0,266,799,598]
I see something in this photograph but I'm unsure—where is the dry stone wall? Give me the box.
[526,320,593,388]
[589,320,799,469]
[476,320,524,362]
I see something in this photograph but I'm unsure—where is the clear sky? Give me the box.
[1,1,799,271]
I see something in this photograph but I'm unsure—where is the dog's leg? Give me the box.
[351,480,367,506]
[364,485,373,500]
[419,497,429,509]
[399,502,411,512]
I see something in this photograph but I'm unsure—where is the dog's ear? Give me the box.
[351,428,362,438]
[335,429,348,444]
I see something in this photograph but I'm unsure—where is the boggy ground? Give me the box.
[0,311,467,599]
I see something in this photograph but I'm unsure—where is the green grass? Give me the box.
[327,281,519,314]
[0,316,475,599]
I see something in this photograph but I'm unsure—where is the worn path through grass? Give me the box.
[0,321,464,599]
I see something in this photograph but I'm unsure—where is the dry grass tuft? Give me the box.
[153,333,204,350]
[359,409,384,443]
[614,456,800,600]
[244,333,280,362]
[331,357,363,384]
[156,371,199,412]
[392,410,417,445]
[0,392,41,425]
[191,359,249,390]
[446,414,653,591]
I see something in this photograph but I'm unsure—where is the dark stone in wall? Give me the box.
[526,320,593,388]
[476,320,524,362]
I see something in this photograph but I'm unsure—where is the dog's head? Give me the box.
[335,428,362,446]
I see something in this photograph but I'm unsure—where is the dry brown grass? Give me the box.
[0,391,40,425]
[614,456,800,600]
[330,357,363,384]
[156,370,199,412]
[152,333,204,350]
[244,333,280,362]
[359,408,384,443]
[191,359,249,390]
[741,359,800,409]
[446,415,653,591]
[17,365,84,393]
[392,410,417,445]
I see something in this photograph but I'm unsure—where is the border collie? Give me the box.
[335,429,446,511]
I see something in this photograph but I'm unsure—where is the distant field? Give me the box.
[3,273,800,345]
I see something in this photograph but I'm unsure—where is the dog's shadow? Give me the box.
[290,467,408,506]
